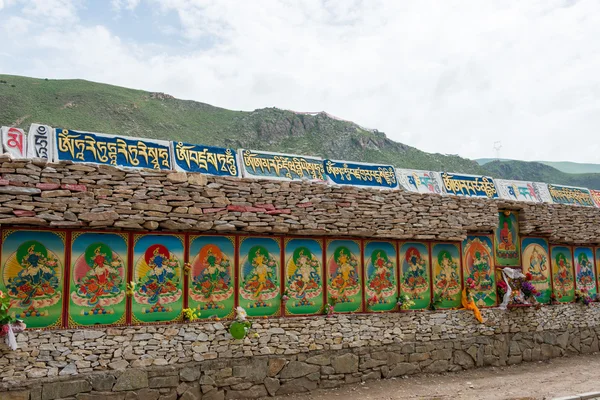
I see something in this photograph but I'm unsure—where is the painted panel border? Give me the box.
[364,240,398,313]
[574,246,597,299]
[462,235,496,307]
[326,239,363,313]
[550,245,575,303]
[431,242,463,309]
[521,237,552,304]
[398,241,431,310]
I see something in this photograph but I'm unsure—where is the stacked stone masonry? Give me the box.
[0,156,598,244]
[2,305,600,399]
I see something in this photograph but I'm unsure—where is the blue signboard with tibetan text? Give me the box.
[441,172,498,198]
[172,142,238,176]
[324,160,397,189]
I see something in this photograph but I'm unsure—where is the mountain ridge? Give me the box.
[2,74,600,189]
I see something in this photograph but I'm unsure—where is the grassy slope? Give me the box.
[3,74,600,188]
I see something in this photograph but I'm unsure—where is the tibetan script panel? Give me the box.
[324,160,398,189]
[284,238,324,316]
[396,169,444,194]
[238,236,282,317]
[494,210,521,267]
[495,179,544,202]
[574,247,597,299]
[1,229,66,329]
[68,232,128,327]
[441,172,498,198]
[399,242,431,310]
[364,240,397,312]
[1,126,27,158]
[521,237,551,304]
[173,142,238,176]
[27,124,53,160]
[551,246,575,303]
[462,235,496,307]
[132,234,184,323]
[431,243,462,309]
[547,184,594,207]
[54,128,172,170]
[240,149,324,181]
[326,239,363,313]
[188,235,235,319]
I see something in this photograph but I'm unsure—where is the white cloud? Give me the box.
[1,0,600,163]
[111,0,140,11]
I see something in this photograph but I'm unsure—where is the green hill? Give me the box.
[477,158,600,175]
[2,74,600,189]
[0,74,483,174]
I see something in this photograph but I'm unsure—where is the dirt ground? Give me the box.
[273,353,600,400]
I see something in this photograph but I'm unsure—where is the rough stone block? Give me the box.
[331,353,359,374]
[113,370,149,392]
[42,380,92,400]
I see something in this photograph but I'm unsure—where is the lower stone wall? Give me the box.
[2,304,600,399]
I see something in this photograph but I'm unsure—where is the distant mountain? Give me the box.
[477,158,600,175]
[2,74,600,189]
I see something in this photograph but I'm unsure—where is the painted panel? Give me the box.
[364,241,397,312]
[399,242,431,310]
[431,243,462,309]
[1,126,27,158]
[27,124,54,160]
[54,128,172,170]
[239,149,325,181]
[173,142,238,176]
[574,247,597,298]
[68,232,128,327]
[521,238,551,304]
[284,238,324,316]
[547,184,594,207]
[551,246,575,303]
[440,172,498,198]
[597,248,600,296]
[239,236,281,317]
[324,160,398,189]
[132,234,184,323]
[188,236,235,319]
[495,179,544,202]
[494,210,521,267]
[1,230,65,329]
[396,169,444,194]
[532,183,554,204]
[590,190,600,208]
[462,235,496,307]
[326,239,362,313]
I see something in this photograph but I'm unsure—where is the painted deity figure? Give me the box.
[576,252,594,289]
[434,250,460,301]
[8,243,59,307]
[194,249,231,298]
[367,252,393,294]
[554,253,573,297]
[528,247,547,280]
[470,251,493,291]
[243,249,277,298]
[287,249,320,300]
[76,246,122,306]
[139,247,178,304]
[330,248,358,299]
[498,222,516,251]
[402,248,428,299]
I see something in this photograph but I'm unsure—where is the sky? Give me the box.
[1,0,599,163]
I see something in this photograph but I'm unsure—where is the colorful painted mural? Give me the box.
[188,236,235,319]
[326,239,362,313]
[521,238,551,304]
[69,232,128,327]
[574,247,597,298]
[399,242,431,310]
[494,210,521,267]
[284,239,323,316]
[132,234,184,323]
[364,241,397,312]
[0,230,65,329]
[431,243,462,309]
[495,179,544,203]
[239,237,281,317]
[551,246,575,303]
[462,235,496,307]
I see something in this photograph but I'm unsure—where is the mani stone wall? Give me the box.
[1,305,600,399]
[0,156,599,244]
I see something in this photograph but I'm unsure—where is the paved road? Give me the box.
[272,353,600,400]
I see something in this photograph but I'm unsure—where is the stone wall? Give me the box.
[2,304,600,399]
[0,156,599,244]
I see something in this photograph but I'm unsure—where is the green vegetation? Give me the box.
[2,74,600,188]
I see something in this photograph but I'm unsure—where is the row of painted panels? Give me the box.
[1,125,599,207]
[1,229,597,330]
